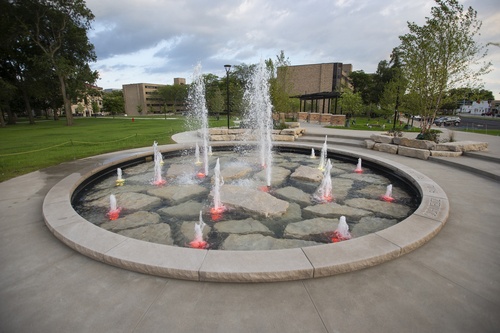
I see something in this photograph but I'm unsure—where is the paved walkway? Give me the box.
[1,125,499,332]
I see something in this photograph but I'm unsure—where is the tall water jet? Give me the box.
[243,59,274,188]
[314,159,333,203]
[194,142,202,165]
[310,148,316,159]
[186,63,210,177]
[332,216,351,242]
[381,184,394,202]
[152,142,166,186]
[354,158,363,173]
[189,211,208,249]
[210,158,225,220]
[115,168,125,186]
[318,136,328,171]
[107,194,121,220]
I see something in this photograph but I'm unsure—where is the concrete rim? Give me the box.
[42,142,449,283]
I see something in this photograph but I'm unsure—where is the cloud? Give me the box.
[85,0,500,96]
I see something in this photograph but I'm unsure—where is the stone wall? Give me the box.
[208,127,305,142]
[297,112,346,126]
[366,134,487,160]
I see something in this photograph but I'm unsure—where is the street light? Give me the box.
[224,64,231,129]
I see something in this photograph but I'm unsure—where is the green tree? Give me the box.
[349,70,375,105]
[13,0,98,126]
[156,83,188,113]
[268,50,294,113]
[339,91,363,117]
[102,90,124,116]
[398,0,491,134]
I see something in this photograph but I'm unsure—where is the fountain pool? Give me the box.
[43,142,450,282]
[72,146,420,251]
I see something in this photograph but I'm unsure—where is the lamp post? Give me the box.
[224,64,231,129]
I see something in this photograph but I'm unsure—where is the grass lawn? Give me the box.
[0,116,227,182]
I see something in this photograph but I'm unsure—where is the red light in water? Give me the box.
[381,195,395,202]
[259,185,270,192]
[210,206,225,221]
[107,208,121,220]
[321,195,333,203]
[331,230,350,243]
[189,240,208,249]
[196,172,206,179]
[354,169,363,173]
[153,179,166,186]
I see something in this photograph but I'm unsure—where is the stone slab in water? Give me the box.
[118,223,174,245]
[100,211,161,232]
[338,173,387,184]
[344,198,411,219]
[89,192,162,211]
[178,220,212,245]
[166,164,195,178]
[221,234,321,250]
[254,166,291,187]
[331,178,354,201]
[284,217,337,239]
[273,186,312,207]
[219,185,289,218]
[219,165,254,182]
[351,216,398,237]
[290,165,323,182]
[147,184,208,204]
[214,218,273,236]
[303,202,372,219]
[83,185,147,201]
[356,184,412,200]
[158,200,204,219]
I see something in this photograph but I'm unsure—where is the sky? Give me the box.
[85,0,500,98]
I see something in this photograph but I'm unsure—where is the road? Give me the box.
[451,115,500,131]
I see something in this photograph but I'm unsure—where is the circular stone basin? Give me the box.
[42,142,449,282]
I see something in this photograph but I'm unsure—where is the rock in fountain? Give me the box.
[106,194,121,220]
[313,159,334,203]
[381,184,395,202]
[332,216,351,242]
[189,211,208,249]
[115,168,125,186]
[354,158,363,173]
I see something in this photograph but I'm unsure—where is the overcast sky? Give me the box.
[85,0,500,98]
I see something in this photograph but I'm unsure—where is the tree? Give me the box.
[13,0,98,126]
[339,91,363,117]
[398,0,491,134]
[268,50,295,113]
[102,90,124,116]
[156,83,188,113]
[349,70,375,105]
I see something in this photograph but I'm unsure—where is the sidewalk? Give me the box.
[0,127,499,332]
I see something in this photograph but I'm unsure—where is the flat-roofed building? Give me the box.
[122,83,166,116]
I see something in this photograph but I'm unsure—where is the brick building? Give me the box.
[278,62,353,114]
[122,78,186,116]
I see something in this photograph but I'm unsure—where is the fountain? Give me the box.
[152,142,166,186]
[186,63,210,178]
[189,211,208,249]
[331,216,351,242]
[354,158,363,173]
[310,148,316,159]
[313,159,333,203]
[210,158,225,221]
[194,142,202,165]
[318,136,328,171]
[242,59,273,189]
[115,168,125,186]
[381,184,395,202]
[106,194,121,220]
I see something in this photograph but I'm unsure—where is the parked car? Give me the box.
[434,116,461,126]
[412,115,422,121]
